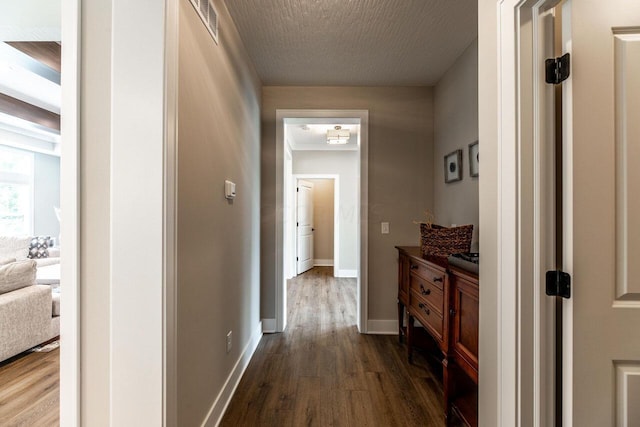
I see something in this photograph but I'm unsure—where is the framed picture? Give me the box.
[469,141,479,177]
[444,149,463,183]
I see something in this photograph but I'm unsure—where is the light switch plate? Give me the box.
[225,180,236,199]
[381,222,390,234]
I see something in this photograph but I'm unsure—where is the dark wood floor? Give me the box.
[0,267,457,426]
[221,267,457,426]
[0,347,59,426]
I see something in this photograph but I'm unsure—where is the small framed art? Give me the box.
[444,149,463,183]
[469,141,479,177]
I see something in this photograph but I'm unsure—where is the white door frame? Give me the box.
[275,109,369,333]
[487,0,560,425]
[292,174,340,276]
[61,0,178,423]
[284,146,295,279]
[164,0,179,424]
[60,0,81,424]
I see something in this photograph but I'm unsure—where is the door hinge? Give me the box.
[296,187,299,192]
[296,222,299,227]
[546,270,571,299]
[296,257,299,261]
[545,53,570,85]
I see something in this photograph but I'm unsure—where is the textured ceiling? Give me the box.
[225,0,477,86]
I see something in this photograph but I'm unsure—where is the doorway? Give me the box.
[0,1,80,424]
[487,0,569,424]
[275,109,369,333]
[291,175,339,278]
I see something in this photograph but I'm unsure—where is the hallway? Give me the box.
[221,267,456,426]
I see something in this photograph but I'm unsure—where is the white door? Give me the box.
[296,180,314,274]
[563,1,640,425]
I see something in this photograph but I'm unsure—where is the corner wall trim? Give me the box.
[366,320,399,335]
[336,269,357,278]
[201,321,263,427]
[261,318,276,333]
[313,259,334,267]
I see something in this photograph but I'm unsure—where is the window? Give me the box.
[0,145,34,236]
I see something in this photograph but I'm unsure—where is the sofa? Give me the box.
[0,236,60,362]
[0,235,60,268]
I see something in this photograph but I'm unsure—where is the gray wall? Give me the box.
[306,178,334,263]
[177,1,261,425]
[433,39,479,250]
[293,152,358,271]
[262,87,433,321]
[33,153,60,239]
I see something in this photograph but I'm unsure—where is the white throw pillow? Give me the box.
[0,259,37,295]
[0,236,31,260]
[48,247,61,258]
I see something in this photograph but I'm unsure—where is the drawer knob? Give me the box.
[420,284,431,296]
[433,276,443,283]
[410,264,419,270]
[418,303,430,316]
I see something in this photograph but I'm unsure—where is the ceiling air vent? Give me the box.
[189,0,219,44]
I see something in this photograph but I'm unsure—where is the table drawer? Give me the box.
[409,261,445,290]
[410,274,444,315]
[410,290,443,342]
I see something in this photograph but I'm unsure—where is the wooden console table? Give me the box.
[396,246,479,427]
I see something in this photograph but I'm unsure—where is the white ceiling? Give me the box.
[0,1,61,41]
[225,0,477,86]
[285,118,360,151]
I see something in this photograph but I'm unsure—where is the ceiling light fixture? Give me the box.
[327,125,350,145]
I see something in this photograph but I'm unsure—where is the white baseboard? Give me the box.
[201,321,263,427]
[336,269,357,278]
[313,259,334,267]
[261,318,276,333]
[366,319,399,335]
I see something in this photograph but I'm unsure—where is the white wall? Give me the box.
[293,151,357,273]
[74,0,168,413]
[433,39,479,250]
[80,0,113,423]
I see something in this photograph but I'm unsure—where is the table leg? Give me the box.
[397,299,404,343]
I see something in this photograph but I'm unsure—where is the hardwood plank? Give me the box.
[0,348,59,426]
[292,376,333,426]
[221,266,453,426]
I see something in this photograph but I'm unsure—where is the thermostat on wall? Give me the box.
[225,180,236,199]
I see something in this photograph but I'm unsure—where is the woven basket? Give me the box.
[420,223,473,257]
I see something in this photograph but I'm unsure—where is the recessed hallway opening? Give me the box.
[221,267,462,426]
